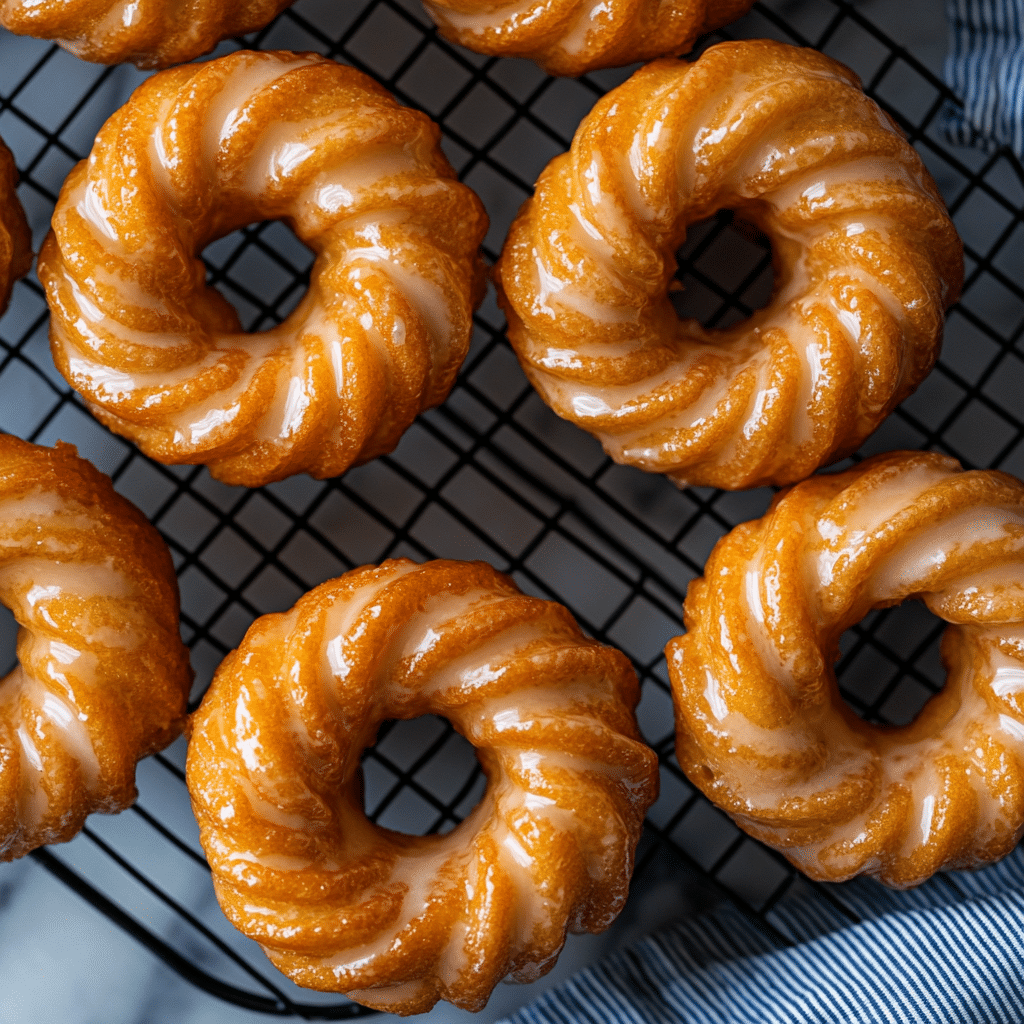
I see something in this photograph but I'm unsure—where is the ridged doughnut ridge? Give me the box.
[495,41,964,490]
[0,137,32,318]
[667,451,1024,888]
[39,51,488,488]
[0,0,292,69]
[0,437,192,861]
[423,0,755,76]
[186,559,657,1015]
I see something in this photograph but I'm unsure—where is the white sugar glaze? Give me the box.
[780,625,1024,871]
[201,53,323,172]
[871,508,1024,600]
[0,561,134,801]
[0,555,135,831]
[811,459,958,590]
[2,665,101,817]
[428,0,536,35]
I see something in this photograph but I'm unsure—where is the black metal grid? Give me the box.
[1,0,1023,1018]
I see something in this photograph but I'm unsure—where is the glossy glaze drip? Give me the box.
[2,666,101,829]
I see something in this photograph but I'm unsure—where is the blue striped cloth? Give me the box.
[944,0,1024,156]
[501,848,1024,1024]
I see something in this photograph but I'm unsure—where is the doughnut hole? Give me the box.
[836,599,947,727]
[670,209,775,328]
[0,603,16,678]
[361,714,486,837]
[201,220,314,333]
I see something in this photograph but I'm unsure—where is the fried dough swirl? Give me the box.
[40,51,487,487]
[0,437,192,861]
[187,559,658,1014]
[0,0,292,68]
[495,41,963,490]
[423,0,754,76]
[668,451,1024,888]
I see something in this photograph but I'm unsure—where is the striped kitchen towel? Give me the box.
[501,846,1024,1024]
[944,0,1024,156]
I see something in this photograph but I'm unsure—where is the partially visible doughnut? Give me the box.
[0,437,193,861]
[39,50,488,488]
[495,41,964,490]
[0,0,292,69]
[0,137,31,317]
[422,0,755,77]
[668,451,1024,888]
[186,559,658,1015]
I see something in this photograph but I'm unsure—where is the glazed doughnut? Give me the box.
[0,137,32,317]
[0,0,292,69]
[0,437,192,861]
[39,50,488,488]
[186,559,657,1014]
[495,41,964,490]
[422,0,755,77]
[667,451,1024,888]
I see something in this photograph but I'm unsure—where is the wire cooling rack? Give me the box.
[1,0,1023,1019]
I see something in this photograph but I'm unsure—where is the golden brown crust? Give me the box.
[424,0,755,76]
[0,137,32,318]
[0,437,193,861]
[39,50,488,488]
[186,559,658,1014]
[667,451,1024,888]
[0,0,293,69]
[494,41,964,490]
